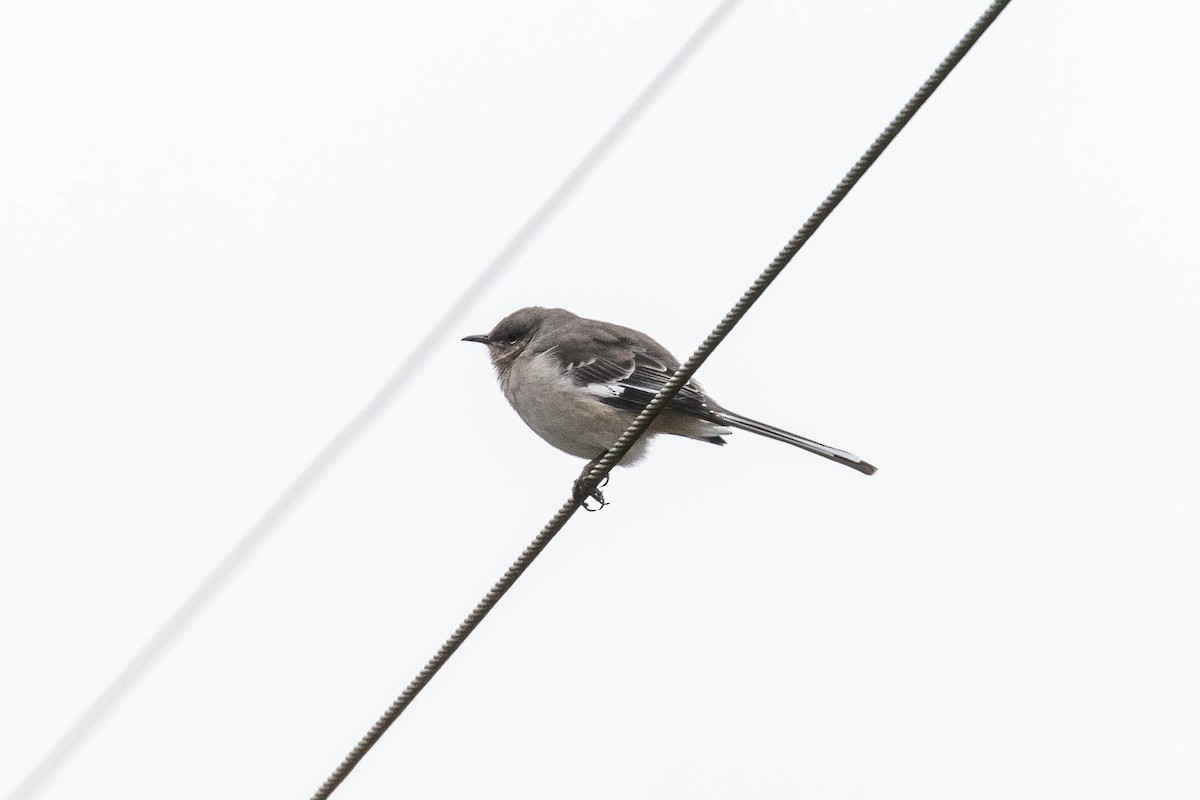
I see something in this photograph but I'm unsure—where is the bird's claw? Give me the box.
[573,477,608,511]
[574,457,612,511]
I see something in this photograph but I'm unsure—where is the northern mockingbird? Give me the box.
[464,307,875,506]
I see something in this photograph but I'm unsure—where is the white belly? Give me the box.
[501,351,651,463]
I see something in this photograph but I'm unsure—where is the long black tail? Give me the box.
[714,409,877,476]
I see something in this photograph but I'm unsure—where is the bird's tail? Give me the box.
[713,409,877,476]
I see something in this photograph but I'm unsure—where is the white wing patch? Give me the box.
[583,382,623,399]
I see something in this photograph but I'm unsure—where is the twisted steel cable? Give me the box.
[311,1,1012,796]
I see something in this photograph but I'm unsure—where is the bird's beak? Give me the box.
[461,334,490,344]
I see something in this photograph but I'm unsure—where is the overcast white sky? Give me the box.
[3,1,1198,798]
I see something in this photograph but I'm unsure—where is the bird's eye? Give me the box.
[507,335,518,344]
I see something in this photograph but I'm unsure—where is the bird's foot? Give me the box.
[573,466,610,512]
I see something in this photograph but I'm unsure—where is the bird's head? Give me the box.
[462,306,553,369]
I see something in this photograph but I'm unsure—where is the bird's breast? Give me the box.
[500,351,636,461]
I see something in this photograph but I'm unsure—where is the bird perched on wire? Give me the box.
[464,307,875,508]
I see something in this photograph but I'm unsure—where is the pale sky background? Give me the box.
[2,1,1198,798]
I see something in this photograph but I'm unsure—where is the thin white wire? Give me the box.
[5,3,741,798]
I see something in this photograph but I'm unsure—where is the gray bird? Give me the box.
[464,307,875,505]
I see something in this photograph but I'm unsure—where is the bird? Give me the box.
[463,307,875,507]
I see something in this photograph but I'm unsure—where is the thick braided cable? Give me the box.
[581,0,1012,491]
[310,2,1011,797]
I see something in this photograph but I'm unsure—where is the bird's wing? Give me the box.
[549,325,721,421]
